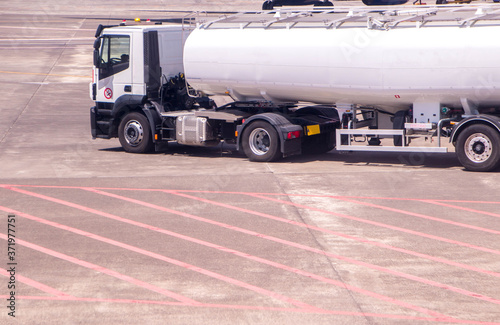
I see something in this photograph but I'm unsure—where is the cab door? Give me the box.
[95,35,132,103]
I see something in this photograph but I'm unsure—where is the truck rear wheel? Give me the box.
[118,112,154,153]
[456,124,500,172]
[242,121,282,162]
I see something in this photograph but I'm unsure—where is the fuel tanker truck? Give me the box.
[90,5,500,171]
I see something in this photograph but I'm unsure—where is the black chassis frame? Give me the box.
[91,97,340,158]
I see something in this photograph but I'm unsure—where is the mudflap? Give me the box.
[282,132,302,158]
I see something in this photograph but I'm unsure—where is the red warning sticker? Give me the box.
[104,88,113,99]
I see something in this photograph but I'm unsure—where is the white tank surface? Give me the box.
[183,6,500,114]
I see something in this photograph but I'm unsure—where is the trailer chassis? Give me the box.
[335,105,500,171]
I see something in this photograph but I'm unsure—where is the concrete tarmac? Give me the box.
[0,1,499,324]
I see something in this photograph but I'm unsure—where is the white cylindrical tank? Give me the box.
[183,24,500,113]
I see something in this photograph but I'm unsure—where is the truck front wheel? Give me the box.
[118,112,154,153]
[456,124,500,172]
[242,121,282,162]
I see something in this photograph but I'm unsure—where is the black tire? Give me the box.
[242,121,282,162]
[456,124,500,172]
[118,112,154,153]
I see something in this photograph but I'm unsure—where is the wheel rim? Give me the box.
[124,120,144,147]
[249,128,271,156]
[464,133,492,163]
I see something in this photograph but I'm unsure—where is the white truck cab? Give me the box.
[91,25,188,104]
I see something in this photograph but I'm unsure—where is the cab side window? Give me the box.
[99,36,130,80]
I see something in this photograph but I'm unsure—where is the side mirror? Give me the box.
[93,37,102,67]
[93,37,101,50]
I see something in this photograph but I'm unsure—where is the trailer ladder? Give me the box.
[196,4,500,30]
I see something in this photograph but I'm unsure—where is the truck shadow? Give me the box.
[295,151,466,170]
[100,144,499,172]
[99,143,243,158]
[163,142,464,169]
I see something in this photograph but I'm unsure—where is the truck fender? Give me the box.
[141,102,162,145]
[111,95,147,118]
[106,94,147,136]
[236,113,302,156]
[450,115,500,144]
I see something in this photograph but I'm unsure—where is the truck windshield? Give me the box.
[98,35,130,80]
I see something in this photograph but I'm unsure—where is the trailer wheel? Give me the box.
[118,112,154,153]
[242,121,282,162]
[456,124,500,172]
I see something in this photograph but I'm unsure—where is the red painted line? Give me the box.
[431,200,500,205]
[3,185,498,280]
[1,185,498,317]
[248,194,500,256]
[337,198,500,235]
[0,204,319,312]
[0,295,478,323]
[0,232,199,305]
[0,267,73,298]
[2,184,500,205]
[3,187,500,309]
[422,200,500,219]
[79,189,498,320]
[142,191,500,307]
[1,188,460,318]
[5,187,452,318]
[78,190,468,318]
[170,190,500,205]
[168,191,500,279]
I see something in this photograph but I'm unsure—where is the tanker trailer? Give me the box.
[183,6,500,171]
